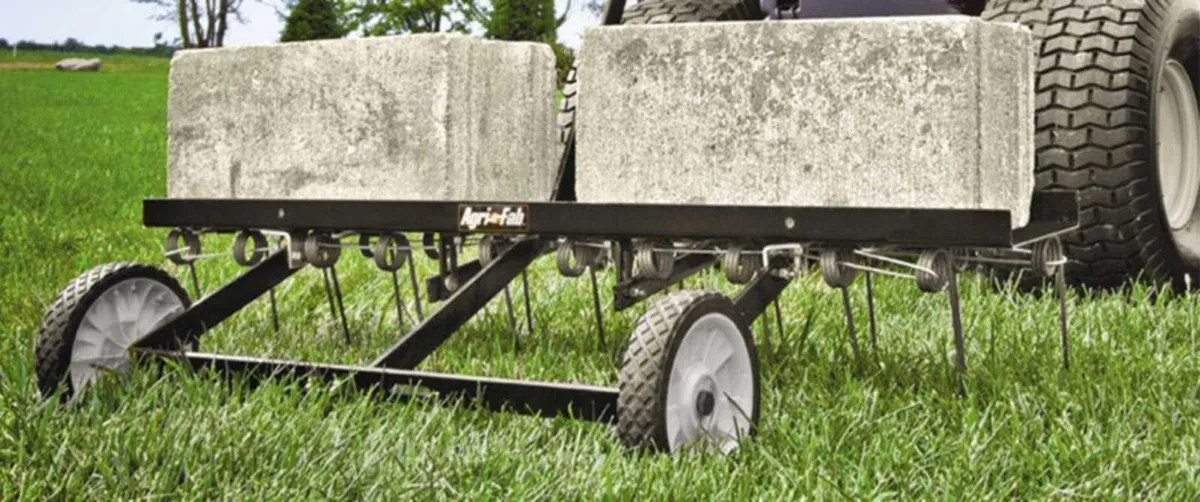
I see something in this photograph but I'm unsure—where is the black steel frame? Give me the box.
[132,188,1078,421]
[126,0,1081,425]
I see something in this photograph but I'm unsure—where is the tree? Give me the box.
[483,0,573,85]
[131,0,247,48]
[281,0,350,41]
[350,0,487,35]
[0,39,8,49]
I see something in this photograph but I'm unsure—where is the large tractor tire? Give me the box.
[557,0,764,147]
[981,0,1200,291]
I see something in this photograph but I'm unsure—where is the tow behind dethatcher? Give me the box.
[34,0,1107,455]
[35,176,1079,453]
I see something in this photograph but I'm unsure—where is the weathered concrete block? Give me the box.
[167,34,559,201]
[576,16,1036,228]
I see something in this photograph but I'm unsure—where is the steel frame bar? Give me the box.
[134,250,298,350]
[134,349,618,423]
[371,238,546,369]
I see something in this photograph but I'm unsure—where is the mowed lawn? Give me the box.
[3,50,1200,499]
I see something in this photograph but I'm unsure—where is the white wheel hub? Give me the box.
[70,278,186,391]
[665,313,755,454]
[1156,58,1200,236]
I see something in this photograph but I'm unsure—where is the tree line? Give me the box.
[0,36,178,58]
[129,0,590,85]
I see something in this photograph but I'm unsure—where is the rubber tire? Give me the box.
[616,289,761,453]
[981,0,1200,291]
[557,0,764,146]
[34,262,194,400]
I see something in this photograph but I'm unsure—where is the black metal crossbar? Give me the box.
[133,349,618,423]
[144,198,1058,248]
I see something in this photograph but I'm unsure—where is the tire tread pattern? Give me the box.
[981,0,1180,288]
[34,262,192,399]
[617,289,726,450]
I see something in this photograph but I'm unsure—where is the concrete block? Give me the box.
[576,16,1036,228]
[167,33,559,202]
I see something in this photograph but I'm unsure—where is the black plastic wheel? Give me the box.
[616,290,760,454]
[34,262,193,400]
[557,0,764,147]
[981,0,1200,291]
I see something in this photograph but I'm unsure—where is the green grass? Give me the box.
[3,50,1200,499]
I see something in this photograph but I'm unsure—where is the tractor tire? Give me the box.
[557,0,764,147]
[980,0,1200,291]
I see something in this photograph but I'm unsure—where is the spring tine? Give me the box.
[840,287,861,373]
[521,270,534,335]
[1056,265,1071,371]
[947,266,967,397]
[187,262,202,298]
[268,287,280,332]
[391,268,406,332]
[503,285,519,351]
[865,271,878,351]
[589,266,606,347]
[329,265,352,345]
[407,254,424,321]
[321,268,339,336]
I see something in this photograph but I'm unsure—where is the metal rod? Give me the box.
[503,284,519,352]
[502,285,517,329]
[407,255,425,321]
[1056,265,1071,370]
[948,267,967,397]
[589,266,606,347]
[854,249,938,276]
[321,268,339,336]
[840,287,861,370]
[521,270,534,335]
[865,271,878,351]
[268,287,279,332]
[329,265,352,345]
[187,262,202,298]
[372,238,544,370]
[391,269,406,332]
[136,349,619,424]
[135,251,300,350]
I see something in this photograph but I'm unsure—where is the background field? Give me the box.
[3,51,1200,499]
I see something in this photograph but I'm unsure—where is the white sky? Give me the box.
[0,0,600,49]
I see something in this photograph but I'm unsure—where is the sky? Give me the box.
[0,0,601,50]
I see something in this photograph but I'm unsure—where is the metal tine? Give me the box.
[390,268,406,332]
[865,271,878,351]
[521,270,534,335]
[407,254,425,321]
[268,287,280,332]
[947,266,967,397]
[329,264,353,345]
[320,268,339,338]
[589,266,606,347]
[840,286,862,373]
[187,262,202,298]
[1056,265,1071,371]
[502,284,518,335]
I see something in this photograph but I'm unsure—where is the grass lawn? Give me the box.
[3,50,1200,499]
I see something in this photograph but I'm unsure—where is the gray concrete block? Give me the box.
[576,16,1037,228]
[167,33,559,202]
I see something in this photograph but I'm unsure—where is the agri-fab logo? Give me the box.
[457,204,529,232]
